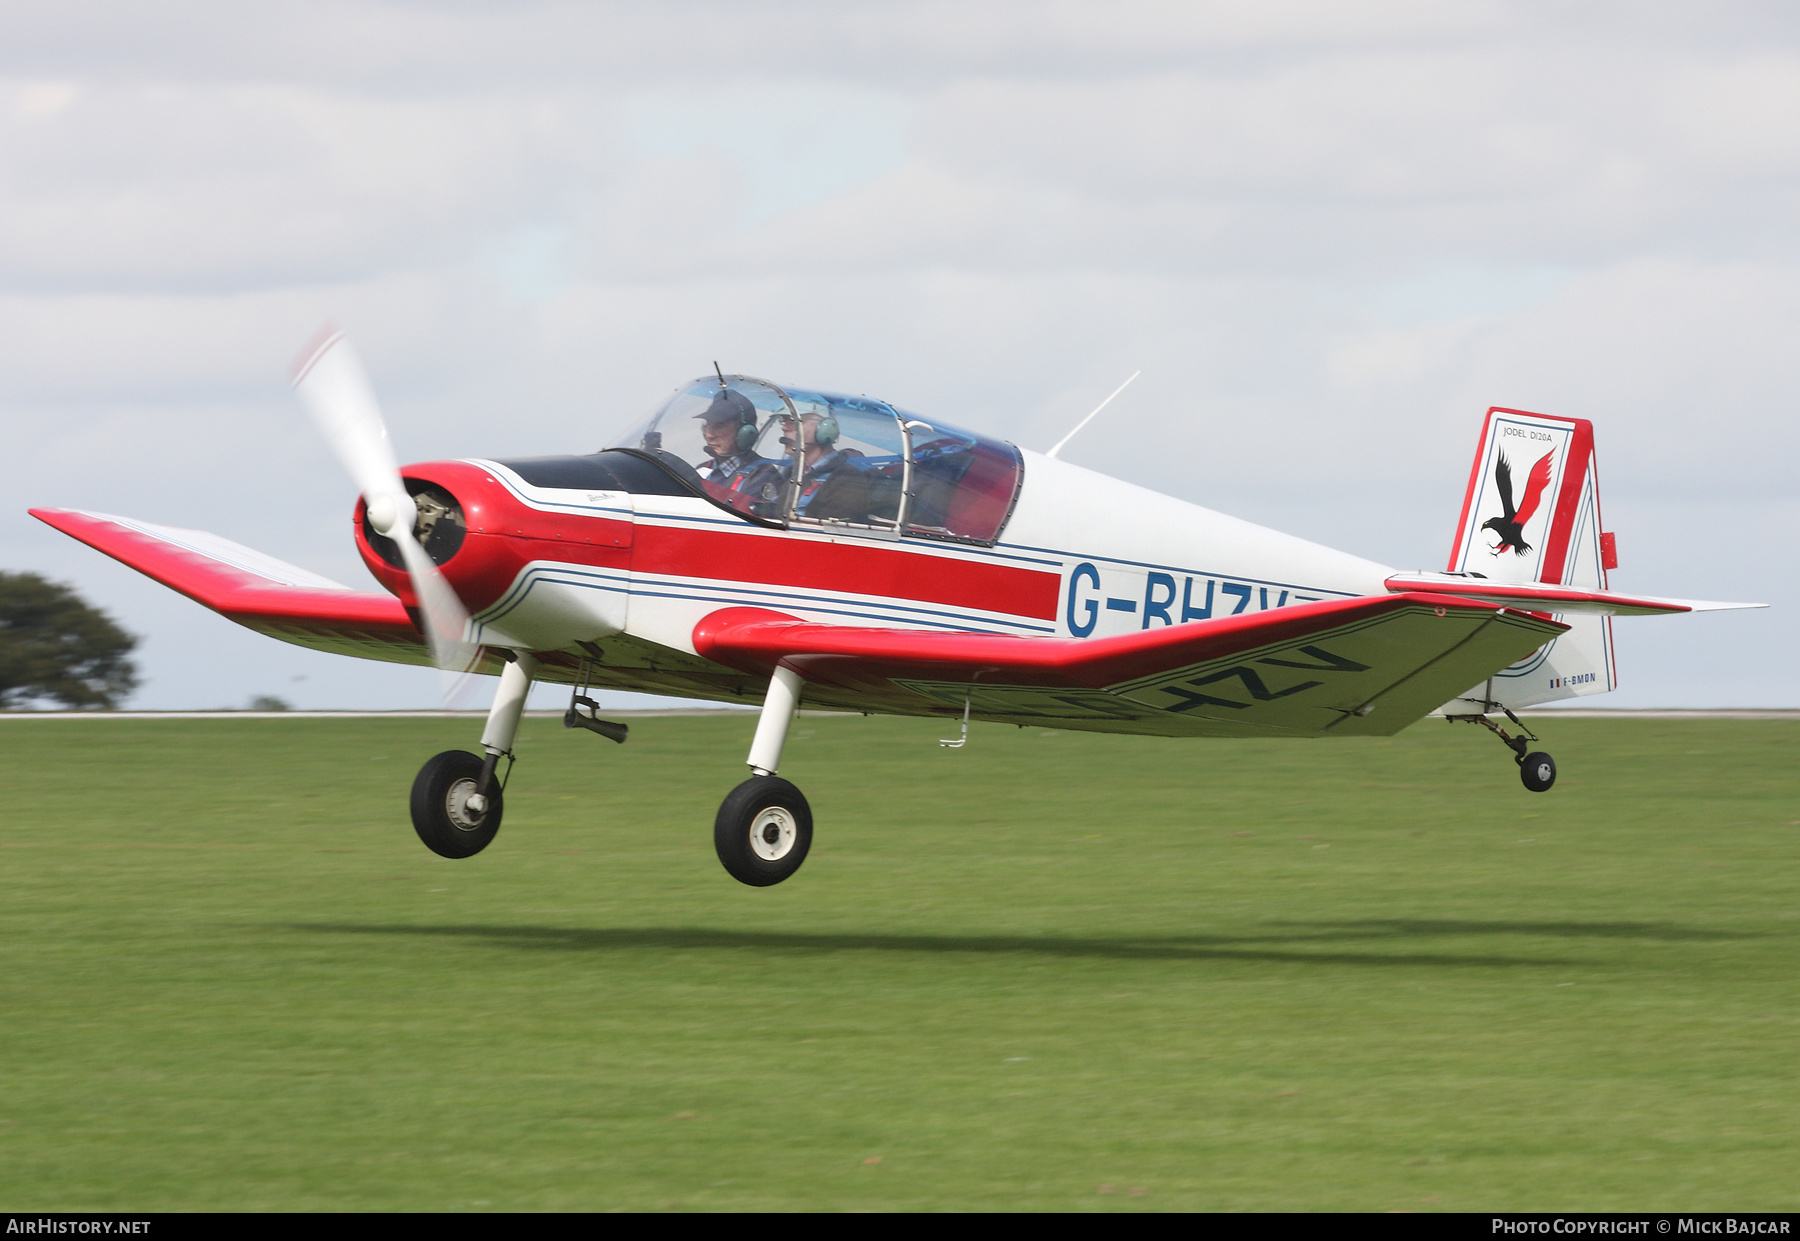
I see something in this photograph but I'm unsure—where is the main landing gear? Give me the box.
[410,749,505,857]
[715,665,814,886]
[401,646,816,886]
[410,652,538,858]
[409,651,633,861]
[1452,705,1556,793]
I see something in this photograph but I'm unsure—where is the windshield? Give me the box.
[608,376,798,517]
[608,376,1023,543]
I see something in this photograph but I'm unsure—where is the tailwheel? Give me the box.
[1452,706,1558,794]
[1519,751,1557,793]
[410,750,504,858]
[714,775,812,887]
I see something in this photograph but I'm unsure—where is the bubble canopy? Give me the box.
[607,375,1023,546]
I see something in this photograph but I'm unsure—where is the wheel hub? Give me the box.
[748,806,796,861]
[445,777,487,831]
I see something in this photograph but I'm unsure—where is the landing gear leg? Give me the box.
[715,665,813,886]
[1454,706,1556,793]
[409,651,537,857]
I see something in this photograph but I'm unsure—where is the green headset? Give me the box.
[793,401,839,448]
[733,414,759,454]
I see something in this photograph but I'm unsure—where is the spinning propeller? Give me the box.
[290,326,481,676]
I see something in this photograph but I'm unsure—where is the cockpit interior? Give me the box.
[601,375,1025,546]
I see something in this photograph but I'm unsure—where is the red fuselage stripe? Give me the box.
[633,524,1062,620]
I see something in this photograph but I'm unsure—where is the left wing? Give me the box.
[694,593,1568,737]
[31,508,440,667]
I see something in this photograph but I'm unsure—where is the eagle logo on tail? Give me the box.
[1481,449,1555,556]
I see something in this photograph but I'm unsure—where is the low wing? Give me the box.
[1514,449,1556,529]
[694,594,1568,737]
[31,508,437,667]
[1384,573,1766,617]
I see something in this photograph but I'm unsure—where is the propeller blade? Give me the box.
[290,326,404,510]
[392,524,482,674]
[290,325,480,675]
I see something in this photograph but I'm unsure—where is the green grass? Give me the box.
[1,712,1796,1211]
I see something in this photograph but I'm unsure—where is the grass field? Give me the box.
[2,711,1796,1211]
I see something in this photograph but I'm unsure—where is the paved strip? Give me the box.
[2,708,1793,721]
[1519,709,1800,719]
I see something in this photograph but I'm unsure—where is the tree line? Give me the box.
[0,572,139,710]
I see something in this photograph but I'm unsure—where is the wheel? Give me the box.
[1519,751,1556,793]
[410,750,503,858]
[714,775,813,887]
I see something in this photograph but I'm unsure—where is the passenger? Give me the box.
[784,409,871,523]
[695,390,782,510]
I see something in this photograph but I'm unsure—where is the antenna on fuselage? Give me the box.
[713,361,727,389]
[1045,370,1141,460]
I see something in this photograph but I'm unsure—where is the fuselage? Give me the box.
[357,447,1396,720]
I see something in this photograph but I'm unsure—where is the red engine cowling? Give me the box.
[352,460,634,615]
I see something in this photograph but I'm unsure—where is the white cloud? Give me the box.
[624,83,913,225]
[2,1,1794,708]
[0,79,620,292]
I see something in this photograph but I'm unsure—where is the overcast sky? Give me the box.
[4,0,1794,711]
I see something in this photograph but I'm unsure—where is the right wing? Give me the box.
[694,593,1568,737]
[32,508,439,668]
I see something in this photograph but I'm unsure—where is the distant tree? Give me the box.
[248,695,292,711]
[0,572,139,710]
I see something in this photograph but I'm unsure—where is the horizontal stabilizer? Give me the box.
[30,507,435,667]
[1385,573,1765,617]
[695,593,1568,738]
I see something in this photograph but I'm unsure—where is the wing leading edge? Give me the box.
[30,508,435,667]
[694,594,1569,737]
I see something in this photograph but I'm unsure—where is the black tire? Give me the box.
[410,750,503,858]
[714,776,813,887]
[1519,751,1557,793]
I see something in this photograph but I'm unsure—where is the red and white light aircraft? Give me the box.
[32,331,1760,885]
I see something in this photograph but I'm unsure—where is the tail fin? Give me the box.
[1444,407,1617,709]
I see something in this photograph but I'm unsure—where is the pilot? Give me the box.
[695,390,782,508]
